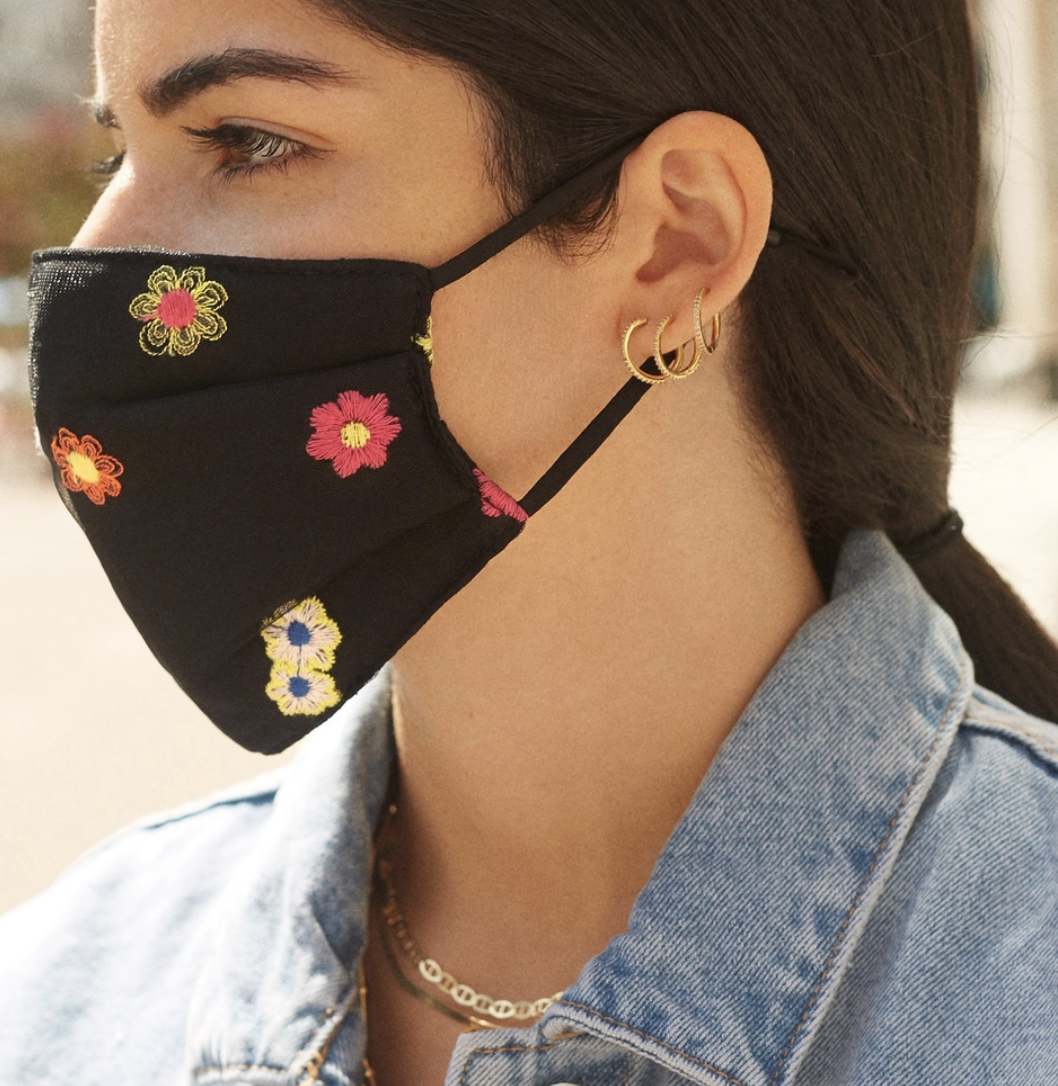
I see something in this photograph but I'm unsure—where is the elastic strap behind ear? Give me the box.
[428,137,646,291]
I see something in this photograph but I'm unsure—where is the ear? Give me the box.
[607,112,773,352]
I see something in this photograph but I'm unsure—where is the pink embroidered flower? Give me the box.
[474,469,527,523]
[306,391,402,477]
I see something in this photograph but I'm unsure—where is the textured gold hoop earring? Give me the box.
[653,315,702,380]
[622,318,668,384]
[694,288,722,355]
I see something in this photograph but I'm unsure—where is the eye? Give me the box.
[183,122,323,183]
[89,151,126,179]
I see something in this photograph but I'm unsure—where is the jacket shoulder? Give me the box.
[961,685,1058,775]
[798,685,1058,1084]
[0,769,285,1082]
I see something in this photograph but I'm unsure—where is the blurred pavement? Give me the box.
[0,468,296,915]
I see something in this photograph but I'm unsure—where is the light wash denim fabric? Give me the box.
[1,531,1057,1086]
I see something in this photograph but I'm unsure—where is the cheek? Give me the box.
[427,253,619,498]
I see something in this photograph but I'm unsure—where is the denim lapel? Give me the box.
[184,673,393,1082]
[543,532,972,1086]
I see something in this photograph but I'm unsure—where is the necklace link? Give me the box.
[378,855,564,1023]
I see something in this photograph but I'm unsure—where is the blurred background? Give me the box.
[1,0,1058,913]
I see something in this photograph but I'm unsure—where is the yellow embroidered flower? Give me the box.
[261,597,343,671]
[413,317,434,364]
[261,596,344,718]
[129,265,229,357]
[265,660,342,717]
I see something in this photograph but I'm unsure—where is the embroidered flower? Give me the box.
[474,469,527,523]
[306,390,402,477]
[261,596,343,671]
[129,265,229,357]
[50,428,124,505]
[261,596,343,717]
[265,660,341,717]
[413,317,435,364]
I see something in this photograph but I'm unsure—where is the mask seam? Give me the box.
[31,249,434,285]
[62,349,421,409]
[405,347,486,503]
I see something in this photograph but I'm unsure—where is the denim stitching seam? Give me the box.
[193,1064,289,1078]
[552,1002,748,1086]
[963,713,1058,761]
[457,1039,561,1086]
[768,669,968,1085]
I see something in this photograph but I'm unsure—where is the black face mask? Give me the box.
[28,141,657,753]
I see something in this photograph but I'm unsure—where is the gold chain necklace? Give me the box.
[373,794,565,1026]
[361,804,565,1084]
[376,854,564,1023]
[358,960,378,1086]
[375,898,500,1031]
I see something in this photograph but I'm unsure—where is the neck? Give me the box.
[386,360,824,998]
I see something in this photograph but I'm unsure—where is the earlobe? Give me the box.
[613,111,773,342]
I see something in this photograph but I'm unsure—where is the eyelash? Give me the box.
[184,123,321,183]
[88,124,320,184]
[91,152,125,179]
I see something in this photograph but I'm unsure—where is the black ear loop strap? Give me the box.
[519,364,657,517]
[428,136,859,517]
[429,137,655,517]
[428,137,647,291]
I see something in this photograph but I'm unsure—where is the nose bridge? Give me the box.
[74,176,137,249]
[73,168,182,250]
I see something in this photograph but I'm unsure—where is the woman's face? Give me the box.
[80,0,627,494]
[81,0,508,262]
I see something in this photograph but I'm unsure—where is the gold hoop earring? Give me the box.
[694,288,722,355]
[622,318,668,384]
[653,315,702,380]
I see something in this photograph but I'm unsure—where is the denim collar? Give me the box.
[185,530,972,1086]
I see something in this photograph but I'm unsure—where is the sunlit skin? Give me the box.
[79,0,826,1082]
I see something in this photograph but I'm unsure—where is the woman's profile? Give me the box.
[2,0,1057,1083]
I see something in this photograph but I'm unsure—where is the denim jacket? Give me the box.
[2,531,1057,1086]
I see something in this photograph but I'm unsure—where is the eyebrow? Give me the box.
[129,47,354,118]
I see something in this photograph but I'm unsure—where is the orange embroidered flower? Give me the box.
[50,428,124,505]
[129,265,229,356]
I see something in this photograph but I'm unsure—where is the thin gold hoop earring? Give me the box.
[622,318,668,384]
[694,288,722,355]
[653,315,702,380]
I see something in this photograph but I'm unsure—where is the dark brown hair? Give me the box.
[311,0,1058,719]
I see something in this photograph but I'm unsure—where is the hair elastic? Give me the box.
[898,510,964,562]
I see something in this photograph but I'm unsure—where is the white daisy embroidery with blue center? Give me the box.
[261,597,343,717]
